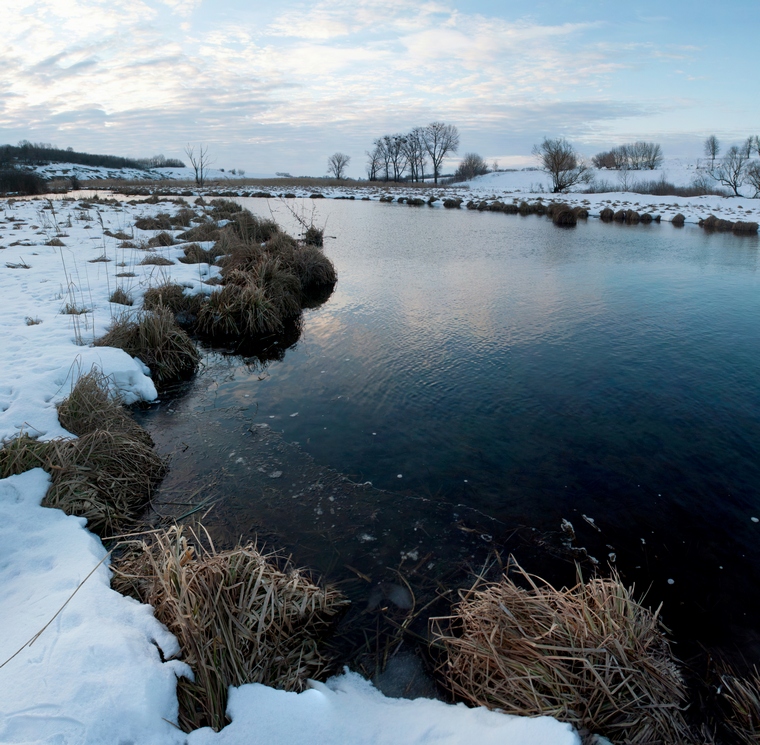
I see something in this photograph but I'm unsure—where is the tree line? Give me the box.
[0,141,185,171]
[364,122,460,183]
[591,142,663,171]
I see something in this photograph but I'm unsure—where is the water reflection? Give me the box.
[140,200,760,668]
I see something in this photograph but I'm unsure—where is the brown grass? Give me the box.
[178,242,223,264]
[135,213,172,231]
[109,287,133,306]
[140,252,175,266]
[147,231,176,247]
[719,667,760,744]
[177,223,221,242]
[57,369,150,443]
[112,525,348,732]
[431,561,692,744]
[94,309,199,384]
[0,372,162,535]
[142,281,204,319]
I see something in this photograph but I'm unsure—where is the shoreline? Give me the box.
[0,192,757,743]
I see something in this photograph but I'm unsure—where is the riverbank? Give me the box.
[0,195,583,744]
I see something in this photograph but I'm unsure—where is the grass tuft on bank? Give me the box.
[94,309,199,385]
[112,524,348,732]
[0,371,164,535]
[431,561,692,744]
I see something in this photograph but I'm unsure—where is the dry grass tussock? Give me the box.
[431,561,692,744]
[719,666,760,744]
[190,203,336,341]
[0,371,163,535]
[94,309,199,384]
[112,524,348,732]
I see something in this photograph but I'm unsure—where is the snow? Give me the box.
[0,194,584,744]
[0,469,189,745]
[30,162,276,183]
[187,671,580,745]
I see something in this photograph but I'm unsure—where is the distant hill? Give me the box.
[0,142,184,171]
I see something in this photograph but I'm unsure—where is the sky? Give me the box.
[1,0,758,178]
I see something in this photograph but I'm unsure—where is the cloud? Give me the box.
[0,0,749,175]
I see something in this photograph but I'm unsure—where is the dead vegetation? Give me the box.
[431,561,692,744]
[718,666,760,744]
[94,309,199,384]
[0,371,163,535]
[112,524,348,732]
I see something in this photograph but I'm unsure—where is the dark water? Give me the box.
[143,200,760,664]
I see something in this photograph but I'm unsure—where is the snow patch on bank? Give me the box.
[187,671,580,745]
[0,469,189,745]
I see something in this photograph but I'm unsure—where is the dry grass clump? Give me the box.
[209,198,244,220]
[443,198,463,209]
[177,223,221,242]
[432,563,691,744]
[109,287,133,306]
[0,373,163,535]
[139,252,174,266]
[0,431,163,536]
[135,213,172,231]
[732,221,759,234]
[112,525,348,732]
[94,309,199,384]
[226,210,280,244]
[672,213,686,226]
[719,667,760,744]
[178,242,223,265]
[547,203,577,226]
[197,276,283,336]
[600,207,614,221]
[57,370,150,444]
[304,224,324,246]
[142,281,204,320]
[147,231,176,247]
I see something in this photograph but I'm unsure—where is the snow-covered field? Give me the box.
[0,195,582,744]
[31,162,274,183]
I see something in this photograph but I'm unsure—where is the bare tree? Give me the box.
[704,135,720,167]
[371,137,392,181]
[366,146,383,181]
[403,127,428,182]
[327,152,351,180]
[185,144,212,187]
[422,122,460,184]
[533,137,592,193]
[454,153,489,182]
[383,134,409,182]
[746,161,760,198]
[712,145,749,196]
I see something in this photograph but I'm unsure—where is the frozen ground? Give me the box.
[0,195,581,744]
